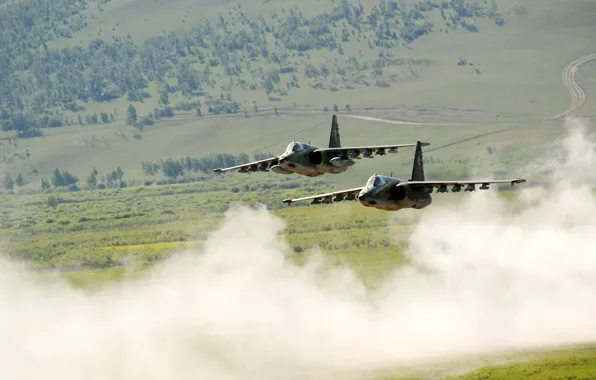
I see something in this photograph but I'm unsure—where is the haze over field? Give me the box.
[2,117,596,379]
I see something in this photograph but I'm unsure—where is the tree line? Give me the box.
[141,152,275,178]
[36,166,127,192]
[0,151,276,193]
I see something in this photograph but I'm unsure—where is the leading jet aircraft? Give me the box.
[213,115,429,177]
[282,141,526,210]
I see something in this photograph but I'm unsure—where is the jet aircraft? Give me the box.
[213,115,430,177]
[282,141,526,210]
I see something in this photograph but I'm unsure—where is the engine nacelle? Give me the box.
[329,157,356,168]
[269,165,293,174]
[392,182,410,201]
[412,196,432,209]
[392,182,432,209]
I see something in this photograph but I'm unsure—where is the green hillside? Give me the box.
[2,0,503,131]
[1,0,595,193]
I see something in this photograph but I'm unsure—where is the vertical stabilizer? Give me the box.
[410,141,425,181]
[328,115,341,148]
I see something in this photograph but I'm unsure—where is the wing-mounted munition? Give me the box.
[217,157,282,174]
[270,166,293,174]
[406,178,527,194]
[283,187,363,206]
[282,141,527,212]
[329,156,355,168]
[213,115,429,178]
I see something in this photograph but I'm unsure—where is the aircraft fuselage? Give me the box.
[355,177,433,211]
[269,142,357,177]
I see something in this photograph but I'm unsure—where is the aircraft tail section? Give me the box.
[410,141,425,181]
[328,115,341,148]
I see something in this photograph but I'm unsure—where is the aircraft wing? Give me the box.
[282,187,365,205]
[406,178,526,192]
[213,156,280,173]
[315,142,430,158]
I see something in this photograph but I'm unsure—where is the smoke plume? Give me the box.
[1,117,596,380]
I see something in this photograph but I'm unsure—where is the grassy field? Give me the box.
[375,345,596,379]
[1,178,413,275]
[451,349,596,380]
[1,176,525,282]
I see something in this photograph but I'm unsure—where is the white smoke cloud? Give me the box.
[1,117,596,380]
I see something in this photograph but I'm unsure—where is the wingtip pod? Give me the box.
[213,168,222,173]
[282,198,294,206]
[417,141,431,147]
[511,178,527,186]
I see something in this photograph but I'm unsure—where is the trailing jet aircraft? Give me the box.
[282,141,526,210]
[213,115,429,177]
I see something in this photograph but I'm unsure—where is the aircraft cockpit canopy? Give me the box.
[285,141,306,154]
[367,174,389,188]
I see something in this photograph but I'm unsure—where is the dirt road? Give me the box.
[551,53,596,119]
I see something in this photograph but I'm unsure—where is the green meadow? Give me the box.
[378,345,596,379]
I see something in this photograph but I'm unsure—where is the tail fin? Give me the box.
[328,115,341,148]
[410,141,425,181]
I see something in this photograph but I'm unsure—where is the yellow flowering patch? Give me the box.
[104,240,202,251]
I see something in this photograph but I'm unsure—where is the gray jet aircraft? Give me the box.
[213,115,429,177]
[282,141,526,210]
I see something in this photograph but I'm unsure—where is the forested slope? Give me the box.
[0,0,504,137]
